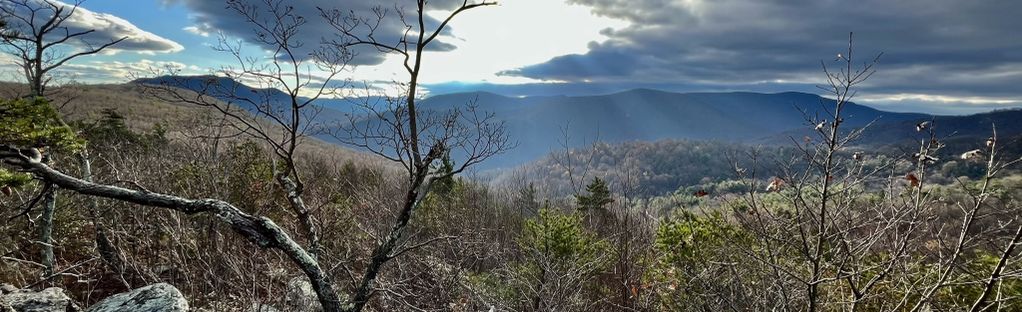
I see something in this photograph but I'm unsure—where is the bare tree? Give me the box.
[0,0,125,98]
[706,33,1022,312]
[0,0,125,280]
[801,33,885,311]
[135,0,352,309]
[901,126,1022,312]
[551,123,600,197]
[320,1,510,309]
[140,0,352,262]
[759,34,931,311]
[970,214,1022,311]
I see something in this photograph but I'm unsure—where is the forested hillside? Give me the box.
[140,78,931,168]
[491,140,793,197]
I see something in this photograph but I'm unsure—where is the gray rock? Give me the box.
[0,284,16,295]
[0,287,78,312]
[86,283,187,312]
[284,278,320,312]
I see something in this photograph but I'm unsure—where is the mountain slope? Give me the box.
[417,89,926,168]
[132,75,355,123]
[856,109,1022,144]
[766,108,1022,151]
[132,76,1021,169]
[0,82,367,163]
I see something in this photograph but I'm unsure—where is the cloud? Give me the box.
[499,0,1022,109]
[0,56,202,85]
[1,0,183,54]
[182,24,211,37]
[857,93,1022,115]
[56,59,200,83]
[859,98,1022,116]
[165,0,469,65]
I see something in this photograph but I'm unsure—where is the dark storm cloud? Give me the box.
[0,0,183,54]
[166,0,466,65]
[500,0,1022,102]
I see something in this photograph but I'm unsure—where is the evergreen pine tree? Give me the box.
[576,177,614,212]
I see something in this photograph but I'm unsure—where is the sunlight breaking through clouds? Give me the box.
[495,0,1022,112]
[164,0,626,94]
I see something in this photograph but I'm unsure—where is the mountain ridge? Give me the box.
[133,76,1019,169]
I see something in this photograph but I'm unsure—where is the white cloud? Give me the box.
[54,59,200,83]
[316,0,628,93]
[860,94,1021,105]
[410,0,628,85]
[0,56,202,85]
[1,0,183,54]
[183,23,211,37]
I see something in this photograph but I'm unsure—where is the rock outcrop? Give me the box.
[0,286,78,312]
[86,283,187,312]
[284,277,320,312]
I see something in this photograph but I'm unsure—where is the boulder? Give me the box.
[87,283,187,312]
[0,284,17,295]
[0,287,78,312]
[284,278,320,312]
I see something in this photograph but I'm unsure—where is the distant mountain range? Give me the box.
[134,75,358,123]
[417,89,934,167]
[854,109,1022,144]
[135,76,1020,169]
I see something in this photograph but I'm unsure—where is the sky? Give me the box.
[1,0,1021,115]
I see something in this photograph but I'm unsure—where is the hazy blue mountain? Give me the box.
[416,89,926,168]
[766,107,1022,151]
[135,76,1021,170]
[855,109,1022,144]
[133,75,356,123]
[845,109,1022,163]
